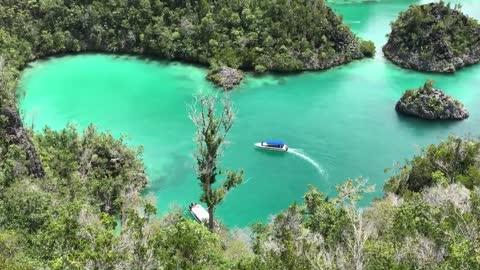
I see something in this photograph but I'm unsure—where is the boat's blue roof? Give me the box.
[265,140,285,145]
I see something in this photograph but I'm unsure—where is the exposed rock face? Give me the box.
[300,44,364,71]
[207,67,244,90]
[395,81,469,120]
[384,3,480,73]
[1,106,45,177]
[0,56,44,179]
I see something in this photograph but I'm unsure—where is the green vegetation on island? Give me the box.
[384,2,480,72]
[395,80,469,120]
[385,135,480,194]
[0,0,374,91]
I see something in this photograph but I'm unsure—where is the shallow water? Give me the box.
[19,1,480,227]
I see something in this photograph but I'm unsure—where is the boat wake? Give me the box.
[288,148,326,177]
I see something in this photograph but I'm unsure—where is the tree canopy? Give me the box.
[384,1,480,72]
[0,0,372,77]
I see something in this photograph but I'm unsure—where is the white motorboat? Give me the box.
[189,202,209,223]
[254,140,288,152]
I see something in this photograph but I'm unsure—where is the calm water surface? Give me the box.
[19,0,480,227]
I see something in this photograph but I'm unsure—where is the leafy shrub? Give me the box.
[360,40,376,58]
[254,65,267,73]
[402,89,418,101]
[385,136,480,194]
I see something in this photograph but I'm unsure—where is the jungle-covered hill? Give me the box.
[0,0,373,76]
[384,2,480,72]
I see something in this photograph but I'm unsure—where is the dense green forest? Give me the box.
[0,0,373,77]
[384,2,480,72]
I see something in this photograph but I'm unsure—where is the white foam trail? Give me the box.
[242,178,252,185]
[288,148,326,177]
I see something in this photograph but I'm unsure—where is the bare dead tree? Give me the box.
[189,94,243,231]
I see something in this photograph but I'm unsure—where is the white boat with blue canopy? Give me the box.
[255,140,288,152]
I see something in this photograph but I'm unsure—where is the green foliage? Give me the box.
[431,170,449,187]
[402,89,418,101]
[360,40,376,58]
[385,136,480,194]
[400,80,436,102]
[252,205,313,270]
[456,166,480,189]
[364,240,396,270]
[303,185,349,245]
[392,197,436,239]
[251,171,480,269]
[424,79,435,92]
[0,230,37,269]
[0,180,53,234]
[386,2,480,60]
[34,124,147,214]
[254,65,267,73]
[157,219,227,269]
[0,0,370,79]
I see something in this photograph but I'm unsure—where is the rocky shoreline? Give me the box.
[0,107,45,177]
[206,41,367,90]
[395,81,469,120]
[383,2,480,73]
[384,41,480,73]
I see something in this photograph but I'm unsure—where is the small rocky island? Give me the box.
[395,80,469,120]
[207,67,244,90]
[384,2,480,73]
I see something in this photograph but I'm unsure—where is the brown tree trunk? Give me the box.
[208,206,214,232]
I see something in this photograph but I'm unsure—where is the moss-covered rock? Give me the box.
[384,2,480,73]
[395,80,469,120]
